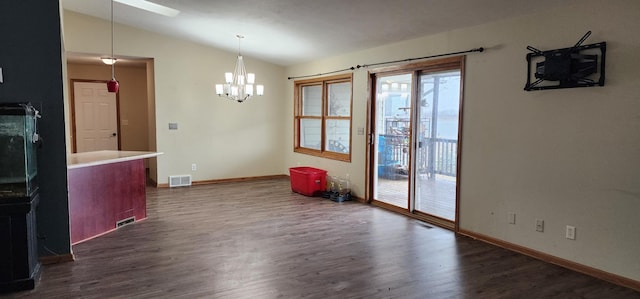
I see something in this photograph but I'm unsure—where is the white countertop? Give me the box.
[67,150,163,169]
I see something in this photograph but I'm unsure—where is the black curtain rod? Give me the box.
[287,47,484,80]
[286,67,356,80]
[358,47,484,68]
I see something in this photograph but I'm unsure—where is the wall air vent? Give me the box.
[116,216,135,228]
[169,175,192,188]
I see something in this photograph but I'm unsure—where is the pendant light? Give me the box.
[107,0,119,93]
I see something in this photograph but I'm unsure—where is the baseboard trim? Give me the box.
[193,175,288,186]
[39,253,75,265]
[352,195,366,203]
[458,229,640,292]
[157,174,289,188]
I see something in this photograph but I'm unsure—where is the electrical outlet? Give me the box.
[535,219,544,232]
[508,213,516,224]
[191,163,197,171]
[566,225,576,240]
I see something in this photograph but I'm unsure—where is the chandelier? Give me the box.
[215,35,264,103]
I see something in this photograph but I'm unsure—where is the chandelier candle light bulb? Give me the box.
[216,35,264,102]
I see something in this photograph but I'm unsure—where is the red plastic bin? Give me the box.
[289,167,327,196]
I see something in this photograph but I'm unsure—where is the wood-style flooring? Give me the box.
[5,178,639,298]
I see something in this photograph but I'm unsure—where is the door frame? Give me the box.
[70,79,121,153]
[365,56,466,231]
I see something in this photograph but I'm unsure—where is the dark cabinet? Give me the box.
[0,192,40,293]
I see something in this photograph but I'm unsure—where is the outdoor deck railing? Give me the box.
[379,134,457,178]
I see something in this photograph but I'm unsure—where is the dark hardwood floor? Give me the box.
[5,178,639,298]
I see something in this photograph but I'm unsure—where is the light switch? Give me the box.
[169,122,178,130]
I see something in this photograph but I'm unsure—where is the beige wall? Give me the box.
[62,10,288,184]
[67,63,149,152]
[284,0,640,281]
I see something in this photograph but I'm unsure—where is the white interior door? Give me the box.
[73,81,118,152]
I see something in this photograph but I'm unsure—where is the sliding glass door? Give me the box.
[369,57,464,228]
[372,73,412,209]
[414,70,461,221]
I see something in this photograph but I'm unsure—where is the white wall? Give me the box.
[284,0,640,281]
[62,11,288,184]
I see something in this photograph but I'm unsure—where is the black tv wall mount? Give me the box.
[524,31,606,91]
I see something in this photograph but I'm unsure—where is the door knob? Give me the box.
[112,133,117,137]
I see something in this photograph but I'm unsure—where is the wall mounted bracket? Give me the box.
[524,31,606,91]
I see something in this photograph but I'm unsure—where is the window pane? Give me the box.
[325,119,350,154]
[300,118,321,150]
[302,85,322,116]
[327,82,351,117]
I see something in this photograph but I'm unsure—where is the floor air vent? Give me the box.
[116,217,135,228]
[415,221,434,229]
[169,175,192,187]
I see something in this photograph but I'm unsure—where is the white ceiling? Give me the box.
[61,0,567,66]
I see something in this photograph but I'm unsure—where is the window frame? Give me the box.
[294,73,353,162]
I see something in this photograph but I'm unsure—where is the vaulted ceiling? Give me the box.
[61,0,568,66]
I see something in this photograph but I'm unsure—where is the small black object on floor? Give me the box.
[322,191,351,202]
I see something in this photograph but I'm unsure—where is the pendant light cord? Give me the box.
[110,0,115,80]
